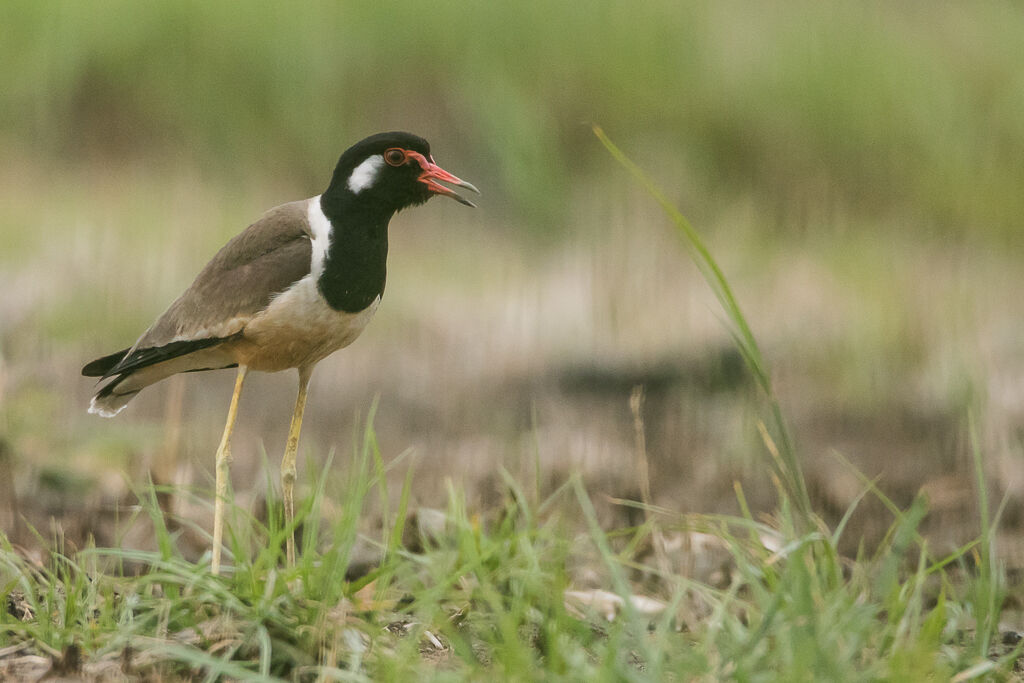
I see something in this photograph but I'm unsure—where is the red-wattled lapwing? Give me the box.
[82,132,478,574]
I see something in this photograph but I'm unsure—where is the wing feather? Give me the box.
[137,199,314,347]
[89,199,315,379]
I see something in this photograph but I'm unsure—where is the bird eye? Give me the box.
[384,148,406,166]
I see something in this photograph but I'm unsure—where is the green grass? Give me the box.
[0,422,1016,680]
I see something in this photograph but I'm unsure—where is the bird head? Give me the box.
[326,132,479,213]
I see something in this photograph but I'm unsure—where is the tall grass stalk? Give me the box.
[592,124,812,520]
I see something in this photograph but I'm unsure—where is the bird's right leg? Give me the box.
[212,364,248,576]
[281,365,313,567]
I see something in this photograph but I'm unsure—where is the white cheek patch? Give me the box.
[346,154,385,194]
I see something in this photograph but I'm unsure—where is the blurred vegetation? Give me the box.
[2,3,1024,675]
[4,0,1024,239]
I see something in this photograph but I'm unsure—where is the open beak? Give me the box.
[409,153,480,207]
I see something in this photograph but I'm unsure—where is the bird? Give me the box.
[82,131,478,574]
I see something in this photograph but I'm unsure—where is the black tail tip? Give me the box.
[82,348,131,377]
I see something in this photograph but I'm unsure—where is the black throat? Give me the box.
[317,193,392,313]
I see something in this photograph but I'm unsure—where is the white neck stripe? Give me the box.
[346,154,384,194]
[307,195,332,278]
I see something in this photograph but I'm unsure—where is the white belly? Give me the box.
[238,275,380,371]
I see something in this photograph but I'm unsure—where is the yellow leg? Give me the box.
[212,365,248,576]
[282,365,312,566]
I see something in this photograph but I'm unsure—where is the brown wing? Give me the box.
[100,199,314,378]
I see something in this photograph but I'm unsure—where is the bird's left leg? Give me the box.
[212,364,248,576]
[281,365,313,566]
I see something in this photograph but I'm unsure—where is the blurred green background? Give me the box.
[2,0,1024,556]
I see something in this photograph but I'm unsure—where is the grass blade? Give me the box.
[592,124,811,520]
